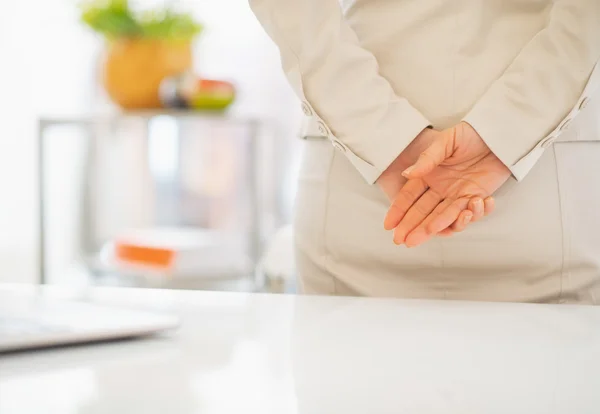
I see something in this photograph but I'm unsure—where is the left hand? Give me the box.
[384,122,511,247]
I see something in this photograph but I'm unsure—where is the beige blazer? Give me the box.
[251,0,600,302]
[250,0,600,183]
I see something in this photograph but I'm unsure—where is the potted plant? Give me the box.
[80,0,202,109]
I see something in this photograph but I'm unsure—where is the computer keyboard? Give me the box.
[0,317,69,337]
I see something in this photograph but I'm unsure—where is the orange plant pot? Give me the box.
[102,38,193,109]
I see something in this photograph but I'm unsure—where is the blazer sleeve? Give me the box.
[249,0,431,184]
[464,0,600,181]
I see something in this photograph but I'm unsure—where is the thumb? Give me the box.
[402,129,455,179]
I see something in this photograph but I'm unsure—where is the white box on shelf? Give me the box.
[97,227,252,280]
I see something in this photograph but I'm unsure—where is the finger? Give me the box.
[384,179,428,230]
[402,129,453,179]
[427,197,471,235]
[483,196,495,216]
[406,211,471,247]
[433,204,476,240]
[438,228,454,237]
[450,210,473,232]
[425,196,490,242]
[404,197,457,247]
[468,197,485,223]
[392,189,442,245]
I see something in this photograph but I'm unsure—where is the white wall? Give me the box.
[0,0,301,284]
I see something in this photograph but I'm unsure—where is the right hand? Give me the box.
[377,127,494,241]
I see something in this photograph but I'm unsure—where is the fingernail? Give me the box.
[475,199,484,208]
[384,217,395,230]
[463,213,473,225]
[405,240,418,248]
[406,230,426,247]
[401,165,414,178]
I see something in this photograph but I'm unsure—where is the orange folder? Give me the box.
[114,241,175,269]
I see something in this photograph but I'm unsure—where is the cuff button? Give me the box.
[332,140,346,152]
[541,136,556,149]
[317,121,330,136]
[301,102,313,116]
[560,119,572,132]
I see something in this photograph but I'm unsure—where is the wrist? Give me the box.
[381,127,436,175]
[400,127,437,163]
[376,127,437,200]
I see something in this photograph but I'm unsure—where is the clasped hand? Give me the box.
[378,122,511,247]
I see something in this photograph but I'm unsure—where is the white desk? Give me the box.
[1,285,600,414]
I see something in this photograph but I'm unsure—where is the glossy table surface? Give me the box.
[1,284,600,414]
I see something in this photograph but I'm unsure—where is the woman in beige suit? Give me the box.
[250,0,600,304]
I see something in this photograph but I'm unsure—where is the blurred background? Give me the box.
[0,0,302,292]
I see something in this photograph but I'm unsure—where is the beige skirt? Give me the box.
[293,138,600,304]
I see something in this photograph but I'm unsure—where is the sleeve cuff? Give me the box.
[300,102,431,184]
[464,61,600,182]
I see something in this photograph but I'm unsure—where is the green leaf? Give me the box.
[79,0,202,41]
